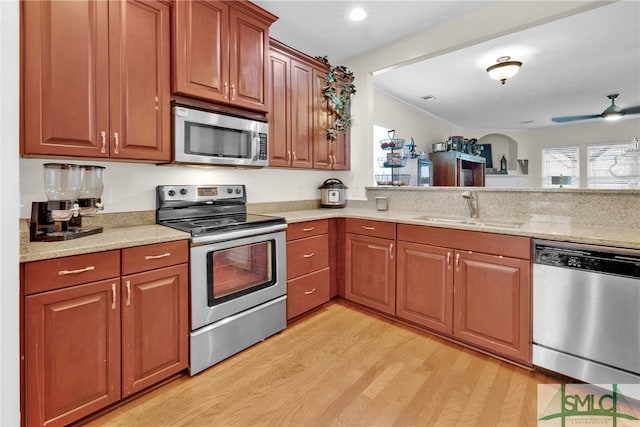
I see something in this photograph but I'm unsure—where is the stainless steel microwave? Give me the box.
[172,105,268,167]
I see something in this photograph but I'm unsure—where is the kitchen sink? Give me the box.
[413,216,523,229]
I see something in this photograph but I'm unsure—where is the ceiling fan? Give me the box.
[551,94,640,123]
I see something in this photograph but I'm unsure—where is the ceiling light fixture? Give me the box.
[486,56,523,85]
[347,7,366,22]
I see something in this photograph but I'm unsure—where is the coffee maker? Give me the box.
[30,163,105,242]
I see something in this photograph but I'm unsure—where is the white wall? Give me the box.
[20,159,350,217]
[345,1,611,196]
[373,90,460,154]
[1,0,21,425]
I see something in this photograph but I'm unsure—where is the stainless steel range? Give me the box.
[156,185,287,375]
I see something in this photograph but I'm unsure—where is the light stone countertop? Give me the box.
[20,224,190,263]
[275,207,640,250]
[19,206,640,263]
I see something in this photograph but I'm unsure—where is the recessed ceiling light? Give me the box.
[347,7,366,22]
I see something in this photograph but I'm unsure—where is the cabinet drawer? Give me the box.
[121,240,189,275]
[24,250,120,295]
[286,220,329,241]
[346,218,396,239]
[287,234,329,278]
[287,267,330,319]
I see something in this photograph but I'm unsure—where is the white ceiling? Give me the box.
[254,0,640,131]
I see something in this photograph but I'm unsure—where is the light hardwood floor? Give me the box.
[82,300,557,427]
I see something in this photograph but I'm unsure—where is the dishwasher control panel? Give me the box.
[533,240,640,278]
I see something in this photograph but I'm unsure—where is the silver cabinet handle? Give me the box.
[303,227,315,232]
[111,283,117,309]
[287,150,291,163]
[113,132,119,154]
[447,252,452,270]
[304,288,317,295]
[390,242,394,260]
[303,252,315,258]
[231,83,236,101]
[292,152,297,163]
[100,131,106,153]
[224,82,229,100]
[144,252,170,260]
[455,253,460,270]
[58,265,95,276]
[362,226,375,230]
[126,281,131,306]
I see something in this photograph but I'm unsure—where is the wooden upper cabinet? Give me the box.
[22,0,110,157]
[22,0,171,161]
[109,0,171,161]
[268,40,313,168]
[172,1,229,103]
[172,0,276,112]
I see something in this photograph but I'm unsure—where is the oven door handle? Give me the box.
[191,223,288,246]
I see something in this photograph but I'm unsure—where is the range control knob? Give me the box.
[227,187,234,194]
[235,188,242,194]
[180,188,188,195]
[567,257,582,268]
[168,189,175,197]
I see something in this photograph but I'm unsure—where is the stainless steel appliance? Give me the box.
[533,240,640,398]
[156,185,287,375]
[318,178,347,208]
[169,103,268,167]
[30,163,105,241]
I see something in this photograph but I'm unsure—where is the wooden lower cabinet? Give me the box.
[453,251,531,364]
[121,264,188,397]
[23,241,189,426]
[396,241,453,334]
[286,220,331,319]
[395,224,532,365]
[25,279,122,427]
[345,233,396,315]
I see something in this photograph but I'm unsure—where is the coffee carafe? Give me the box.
[30,163,105,241]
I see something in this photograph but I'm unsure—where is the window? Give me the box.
[541,146,579,188]
[587,143,632,189]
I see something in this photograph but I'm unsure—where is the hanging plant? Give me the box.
[316,56,356,142]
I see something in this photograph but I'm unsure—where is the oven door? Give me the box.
[190,229,286,330]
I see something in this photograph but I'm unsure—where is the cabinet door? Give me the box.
[228,7,269,111]
[453,251,531,364]
[25,279,121,427]
[121,264,189,397]
[396,242,453,334]
[109,0,171,161]
[312,68,332,169]
[22,0,110,157]
[267,50,291,167]
[172,0,229,103]
[345,233,395,315]
[289,58,314,168]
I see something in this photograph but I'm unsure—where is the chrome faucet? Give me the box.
[462,191,478,218]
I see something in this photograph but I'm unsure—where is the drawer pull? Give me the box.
[304,288,317,295]
[303,252,315,258]
[111,283,117,309]
[362,226,376,230]
[303,227,315,232]
[126,281,131,306]
[145,252,171,260]
[58,266,95,276]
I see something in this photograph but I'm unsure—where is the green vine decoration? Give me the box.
[316,56,356,142]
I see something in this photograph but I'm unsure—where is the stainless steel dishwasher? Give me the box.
[533,240,640,396]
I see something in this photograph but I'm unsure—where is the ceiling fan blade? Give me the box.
[551,114,602,123]
[621,105,640,115]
